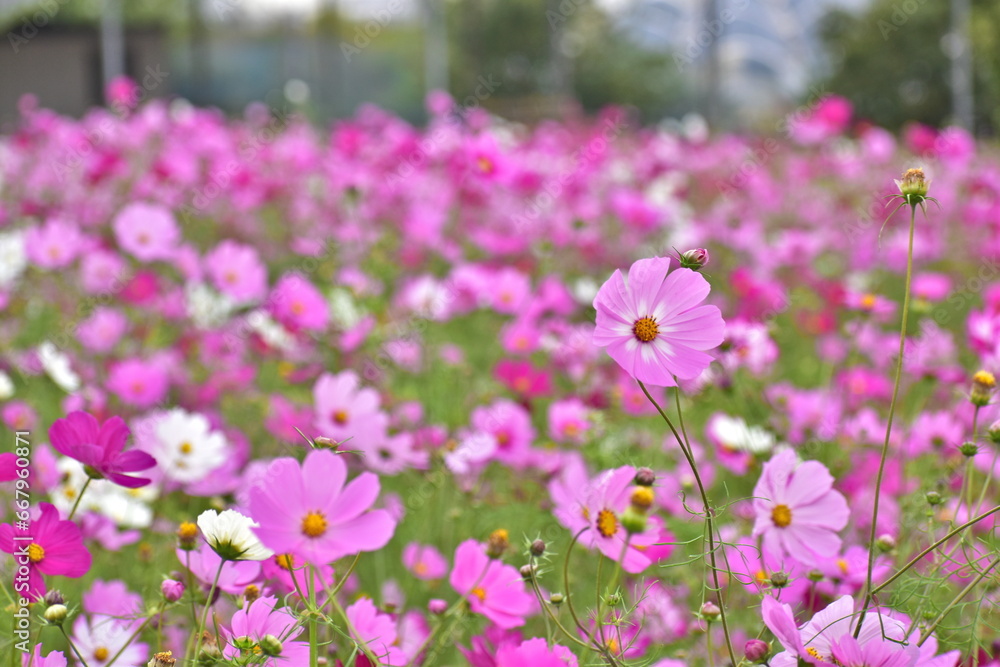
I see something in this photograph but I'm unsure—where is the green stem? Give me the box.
[59,625,92,667]
[105,602,164,667]
[309,564,319,667]
[67,477,91,521]
[194,560,225,657]
[639,380,737,667]
[857,202,916,635]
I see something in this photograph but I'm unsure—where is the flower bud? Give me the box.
[769,571,789,588]
[530,539,546,557]
[486,529,509,559]
[428,598,447,615]
[806,569,824,582]
[620,506,648,534]
[895,167,929,202]
[605,593,622,607]
[44,604,68,624]
[177,521,199,550]
[634,467,656,487]
[744,639,771,663]
[44,589,65,606]
[148,652,176,667]
[549,593,564,606]
[314,436,336,449]
[161,579,185,603]
[259,635,283,657]
[700,601,721,621]
[970,370,995,407]
[679,248,710,271]
[630,486,655,512]
[519,564,535,581]
[987,420,1000,445]
[244,584,260,605]
[925,491,943,506]
[959,441,978,457]
[876,534,896,553]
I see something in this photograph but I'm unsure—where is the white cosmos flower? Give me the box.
[51,459,155,528]
[186,282,236,329]
[197,509,272,561]
[709,414,775,454]
[244,309,294,351]
[0,229,27,288]
[153,408,228,483]
[38,341,80,393]
[0,370,13,399]
[328,287,366,329]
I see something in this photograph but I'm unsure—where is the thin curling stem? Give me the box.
[638,380,737,667]
[857,201,917,636]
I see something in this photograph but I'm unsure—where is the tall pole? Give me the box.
[949,0,974,132]
[422,0,448,95]
[100,0,125,90]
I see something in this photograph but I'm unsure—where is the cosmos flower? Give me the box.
[752,449,849,567]
[449,539,534,629]
[346,597,409,666]
[222,596,309,666]
[402,543,448,580]
[70,614,148,667]
[150,408,229,484]
[205,239,268,303]
[248,448,396,565]
[49,411,156,488]
[495,638,578,667]
[592,256,724,387]
[112,202,179,262]
[0,502,92,600]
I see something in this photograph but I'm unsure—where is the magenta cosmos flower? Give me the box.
[346,597,408,666]
[49,411,156,488]
[0,502,91,600]
[592,256,725,387]
[248,448,396,565]
[496,638,578,667]
[449,539,534,629]
[752,449,849,568]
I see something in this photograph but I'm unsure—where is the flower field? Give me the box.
[1,91,999,666]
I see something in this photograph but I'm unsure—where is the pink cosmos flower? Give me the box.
[222,596,309,665]
[346,597,409,666]
[49,411,156,488]
[592,256,724,387]
[402,542,448,580]
[77,307,128,354]
[471,399,536,466]
[248,448,396,565]
[268,272,329,331]
[0,452,18,482]
[205,239,268,303]
[449,539,534,629]
[25,217,83,269]
[578,466,663,573]
[0,502,92,600]
[22,645,67,667]
[70,614,148,667]
[106,357,170,408]
[494,359,551,398]
[313,370,387,444]
[80,249,127,294]
[496,638,578,666]
[112,202,179,261]
[752,449,849,567]
[548,398,591,444]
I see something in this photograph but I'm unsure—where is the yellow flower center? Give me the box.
[301,511,328,538]
[291,301,305,315]
[974,370,996,388]
[414,562,429,576]
[179,441,193,454]
[563,423,579,437]
[332,410,349,425]
[597,509,618,537]
[275,553,294,570]
[94,647,110,660]
[476,156,493,173]
[606,638,620,655]
[755,569,768,585]
[836,558,849,576]
[806,647,823,660]
[771,504,793,528]
[28,543,45,563]
[632,316,659,343]
[496,431,511,448]
[178,522,199,541]
[513,377,530,393]
[471,586,487,602]
[860,294,876,310]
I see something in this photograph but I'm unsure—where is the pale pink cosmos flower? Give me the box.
[205,239,268,303]
[402,542,448,580]
[248,448,396,565]
[449,539,534,629]
[112,202,179,262]
[25,217,83,269]
[77,307,128,354]
[313,370,386,444]
[222,596,309,665]
[176,543,261,595]
[495,638,578,666]
[268,272,329,331]
[70,614,148,667]
[471,399,536,466]
[752,449,849,567]
[592,256,724,387]
[22,645,67,667]
[346,597,409,666]
[548,398,591,444]
[106,357,170,408]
